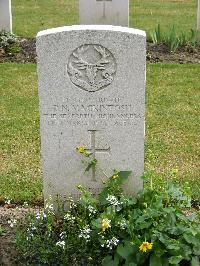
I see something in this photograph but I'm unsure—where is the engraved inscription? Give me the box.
[67,44,116,92]
[42,96,143,128]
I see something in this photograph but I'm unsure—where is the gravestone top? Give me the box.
[37,25,146,207]
[79,0,129,27]
[37,25,145,38]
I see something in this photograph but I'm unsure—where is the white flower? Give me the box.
[36,212,47,220]
[8,219,17,228]
[56,240,65,249]
[101,237,119,249]
[64,213,75,223]
[88,205,96,216]
[60,232,67,239]
[120,194,129,204]
[78,225,92,242]
[23,202,28,207]
[119,219,127,230]
[70,202,77,209]
[27,229,34,237]
[35,212,41,219]
[5,198,12,204]
[106,195,120,206]
[111,237,119,246]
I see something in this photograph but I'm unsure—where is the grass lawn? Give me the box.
[12,0,197,38]
[0,63,199,204]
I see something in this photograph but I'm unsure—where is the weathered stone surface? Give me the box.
[79,0,129,27]
[0,0,12,32]
[36,25,146,204]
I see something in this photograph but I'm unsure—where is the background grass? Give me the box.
[12,0,197,38]
[0,63,199,203]
[0,64,42,204]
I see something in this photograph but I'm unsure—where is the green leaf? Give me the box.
[102,255,119,266]
[167,243,180,251]
[136,220,153,229]
[183,234,199,246]
[117,243,134,259]
[125,263,137,266]
[168,255,182,265]
[118,171,131,183]
[161,256,169,266]
[191,256,200,266]
[91,218,101,229]
[85,159,97,172]
[150,254,162,266]
[98,187,110,204]
[193,245,200,256]
[114,171,132,186]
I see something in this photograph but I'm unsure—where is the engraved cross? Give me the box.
[86,130,110,182]
[96,0,112,18]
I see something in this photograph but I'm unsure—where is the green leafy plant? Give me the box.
[0,30,21,55]
[188,29,199,47]
[15,148,200,265]
[149,25,200,52]
[150,24,162,44]
[164,25,181,52]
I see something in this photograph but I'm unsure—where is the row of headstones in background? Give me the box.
[0,0,129,33]
[81,0,200,31]
[0,0,12,32]
[36,25,146,205]
[0,0,200,33]
[79,0,129,27]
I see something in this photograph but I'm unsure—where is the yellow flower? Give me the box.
[112,174,119,180]
[139,241,153,253]
[101,218,111,232]
[172,168,178,174]
[77,145,86,154]
[77,185,83,189]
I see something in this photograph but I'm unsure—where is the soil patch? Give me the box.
[0,38,199,64]
[147,42,200,64]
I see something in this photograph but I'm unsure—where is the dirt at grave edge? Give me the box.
[0,38,200,64]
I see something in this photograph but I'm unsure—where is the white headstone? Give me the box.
[79,0,129,27]
[0,0,12,32]
[36,25,146,205]
[197,0,200,31]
